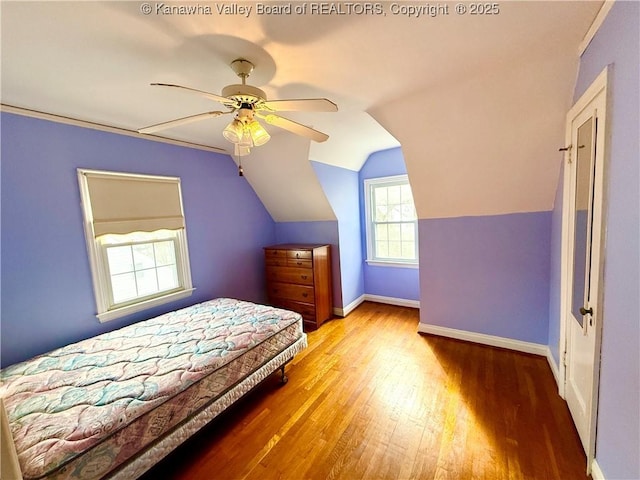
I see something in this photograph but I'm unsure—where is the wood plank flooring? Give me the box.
[141,302,590,480]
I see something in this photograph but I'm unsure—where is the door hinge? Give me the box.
[562,350,567,367]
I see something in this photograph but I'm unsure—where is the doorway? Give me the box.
[559,67,609,473]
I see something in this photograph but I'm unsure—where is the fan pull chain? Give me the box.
[237,155,244,176]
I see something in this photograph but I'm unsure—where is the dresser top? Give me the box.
[264,243,329,250]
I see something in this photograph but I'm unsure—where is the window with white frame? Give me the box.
[365,174,418,266]
[78,169,194,322]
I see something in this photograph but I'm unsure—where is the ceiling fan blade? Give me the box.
[260,98,338,112]
[138,111,227,134]
[150,83,238,108]
[258,113,329,143]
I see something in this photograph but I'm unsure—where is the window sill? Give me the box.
[366,260,419,269]
[97,288,195,323]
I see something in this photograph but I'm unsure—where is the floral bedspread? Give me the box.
[0,298,303,480]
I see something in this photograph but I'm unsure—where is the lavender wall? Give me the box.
[419,212,551,345]
[311,161,364,308]
[1,112,276,367]
[359,147,420,301]
[548,164,564,365]
[274,221,341,308]
[571,2,640,478]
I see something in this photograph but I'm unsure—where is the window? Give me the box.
[364,174,418,267]
[78,169,193,322]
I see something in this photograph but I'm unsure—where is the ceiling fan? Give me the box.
[138,58,338,155]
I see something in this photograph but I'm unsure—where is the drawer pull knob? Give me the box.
[301,275,308,280]
[302,293,308,298]
[297,261,302,265]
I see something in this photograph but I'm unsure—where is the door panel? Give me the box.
[561,69,608,471]
[566,112,598,451]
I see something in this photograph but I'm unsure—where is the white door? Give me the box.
[561,68,609,471]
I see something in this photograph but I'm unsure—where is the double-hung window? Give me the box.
[365,174,418,267]
[78,169,194,322]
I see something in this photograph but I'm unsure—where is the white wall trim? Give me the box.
[417,323,548,357]
[1,104,228,155]
[334,294,366,317]
[333,293,419,317]
[578,0,616,56]
[546,347,562,390]
[590,459,606,480]
[364,294,420,309]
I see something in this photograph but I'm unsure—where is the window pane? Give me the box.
[111,272,137,303]
[401,223,415,240]
[388,241,402,258]
[401,241,416,259]
[106,246,134,275]
[375,224,388,241]
[157,265,179,291]
[388,205,402,222]
[132,244,155,270]
[376,241,388,258]
[401,204,417,221]
[374,187,387,206]
[401,184,413,203]
[375,205,388,222]
[136,269,158,296]
[154,241,176,267]
[388,224,401,241]
[387,185,401,205]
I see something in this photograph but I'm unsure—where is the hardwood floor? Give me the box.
[141,302,590,480]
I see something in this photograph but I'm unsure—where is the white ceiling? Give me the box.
[1,1,602,220]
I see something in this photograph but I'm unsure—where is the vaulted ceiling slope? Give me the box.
[1,1,602,221]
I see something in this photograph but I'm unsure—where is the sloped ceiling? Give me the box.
[1,1,602,221]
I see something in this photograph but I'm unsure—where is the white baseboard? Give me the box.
[334,294,366,317]
[545,347,562,389]
[333,294,420,317]
[363,294,420,309]
[417,323,548,357]
[590,458,606,480]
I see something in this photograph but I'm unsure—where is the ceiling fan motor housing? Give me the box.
[221,84,266,106]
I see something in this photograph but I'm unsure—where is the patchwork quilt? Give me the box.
[0,298,305,480]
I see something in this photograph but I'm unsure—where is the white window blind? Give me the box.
[81,170,185,236]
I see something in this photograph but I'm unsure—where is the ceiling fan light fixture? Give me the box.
[248,120,271,146]
[234,143,251,157]
[239,128,253,147]
[223,119,244,143]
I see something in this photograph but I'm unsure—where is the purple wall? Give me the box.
[311,161,364,308]
[571,2,640,477]
[1,112,276,367]
[419,212,551,345]
[548,164,564,365]
[359,147,420,301]
[274,221,342,308]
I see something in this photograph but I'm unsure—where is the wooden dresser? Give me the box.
[264,244,332,331]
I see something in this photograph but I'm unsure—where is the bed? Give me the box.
[0,298,307,480]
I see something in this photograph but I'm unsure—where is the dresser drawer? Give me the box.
[286,257,313,268]
[265,249,287,266]
[287,250,312,260]
[267,282,314,303]
[274,299,316,321]
[266,266,314,286]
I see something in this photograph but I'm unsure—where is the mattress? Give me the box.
[0,298,306,480]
